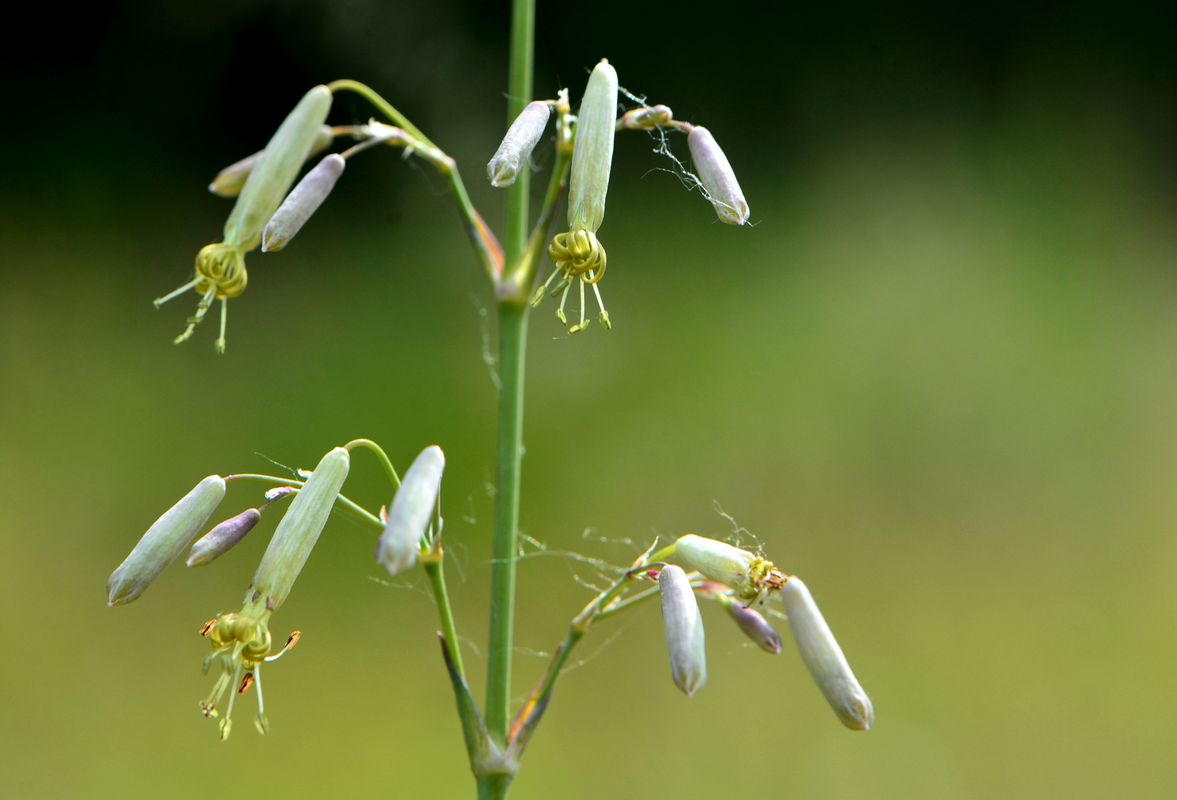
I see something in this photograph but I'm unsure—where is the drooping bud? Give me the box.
[659,565,707,696]
[377,445,445,576]
[251,447,350,609]
[687,126,750,225]
[264,486,297,503]
[209,125,335,198]
[567,59,618,233]
[779,577,873,731]
[723,597,783,654]
[223,85,334,251]
[487,101,551,188]
[261,154,346,252]
[187,508,262,567]
[107,475,226,606]
[671,534,783,605]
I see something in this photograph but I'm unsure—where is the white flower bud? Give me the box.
[688,126,750,225]
[261,154,346,253]
[251,447,350,609]
[659,565,707,696]
[377,445,445,576]
[209,125,335,198]
[186,508,262,567]
[487,101,551,188]
[224,85,334,251]
[567,59,618,233]
[107,475,226,606]
[780,577,873,731]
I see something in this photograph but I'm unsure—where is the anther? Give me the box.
[265,630,301,662]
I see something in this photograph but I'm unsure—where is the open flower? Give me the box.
[198,446,349,739]
[155,85,334,352]
[670,534,785,606]
[198,597,300,740]
[532,59,617,333]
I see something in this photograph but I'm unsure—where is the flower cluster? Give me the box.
[106,446,352,739]
[655,534,873,731]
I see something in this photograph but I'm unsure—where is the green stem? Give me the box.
[343,438,401,491]
[485,303,528,739]
[326,79,435,148]
[330,86,504,284]
[423,552,465,678]
[481,4,534,798]
[225,473,382,529]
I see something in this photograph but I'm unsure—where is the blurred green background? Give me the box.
[3,1,1176,797]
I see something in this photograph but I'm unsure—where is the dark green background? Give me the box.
[3,2,1175,797]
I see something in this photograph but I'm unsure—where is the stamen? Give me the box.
[254,668,270,735]
[153,279,198,308]
[215,298,228,354]
[220,663,244,740]
[264,630,302,662]
[173,287,216,344]
[556,280,572,326]
[530,268,562,307]
[592,281,611,329]
[569,278,589,333]
[200,669,232,718]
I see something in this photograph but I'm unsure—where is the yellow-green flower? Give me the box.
[533,59,617,333]
[670,534,785,607]
[155,85,333,352]
[198,596,300,740]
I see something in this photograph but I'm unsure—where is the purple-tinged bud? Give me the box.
[209,126,335,198]
[780,577,873,731]
[107,475,226,606]
[724,598,783,654]
[568,59,618,233]
[487,101,551,188]
[377,446,445,576]
[659,565,707,697]
[261,153,346,253]
[264,486,297,503]
[251,447,350,610]
[688,126,750,225]
[187,508,262,567]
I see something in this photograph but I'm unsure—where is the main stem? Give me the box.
[482,0,534,797]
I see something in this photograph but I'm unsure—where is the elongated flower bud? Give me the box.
[688,126,750,225]
[251,447,350,609]
[187,508,262,567]
[377,445,445,576]
[723,598,783,654]
[780,577,873,731]
[487,101,551,188]
[659,565,707,696]
[567,59,618,233]
[107,475,226,606]
[209,125,335,198]
[223,85,333,251]
[262,154,346,252]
